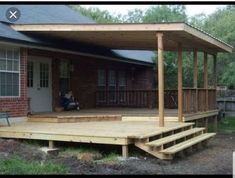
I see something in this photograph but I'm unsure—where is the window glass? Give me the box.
[0,47,20,97]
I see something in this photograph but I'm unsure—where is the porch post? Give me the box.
[157,33,164,127]
[213,54,217,88]
[213,54,218,132]
[193,49,198,112]
[177,43,183,122]
[203,52,208,111]
[193,49,198,88]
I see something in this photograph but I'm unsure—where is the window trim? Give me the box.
[0,47,20,98]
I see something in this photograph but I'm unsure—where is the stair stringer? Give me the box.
[134,139,173,160]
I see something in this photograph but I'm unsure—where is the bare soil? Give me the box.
[0,133,234,175]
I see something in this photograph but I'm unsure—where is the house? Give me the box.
[0,5,155,116]
[0,5,233,160]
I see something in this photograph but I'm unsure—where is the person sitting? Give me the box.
[61,91,80,111]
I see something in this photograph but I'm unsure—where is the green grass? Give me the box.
[59,146,121,163]
[59,146,100,157]
[21,139,47,147]
[0,155,68,175]
[97,152,120,163]
[217,117,235,133]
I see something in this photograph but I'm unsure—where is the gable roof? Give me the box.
[0,5,154,65]
[0,5,95,24]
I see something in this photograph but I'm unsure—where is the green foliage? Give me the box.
[221,62,235,88]
[143,5,187,23]
[123,8,144,23]
[217,117,235,133]
[59,146,100,157]
[191,6,235,87]
[70,5,121,23]
[97,152,119,163]
[0,155,68,175]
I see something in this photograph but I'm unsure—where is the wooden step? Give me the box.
[146,128,205,147]
[28,115,122,123]
[160,133,216,154]
[134,122,195,139]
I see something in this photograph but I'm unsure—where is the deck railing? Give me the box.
[96,89,178,109]
[183,88,217,113]
[96,88,217,114]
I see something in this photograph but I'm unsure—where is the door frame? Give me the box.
[27,55,52,113]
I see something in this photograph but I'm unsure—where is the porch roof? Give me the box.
[11,22,233,54]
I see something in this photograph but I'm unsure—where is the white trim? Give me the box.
[0,46,21,98]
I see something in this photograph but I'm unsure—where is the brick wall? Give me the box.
[0,48,28,117]
[0,47,153,117]
[28,49,154,110]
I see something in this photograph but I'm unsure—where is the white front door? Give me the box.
[27,56,52,113]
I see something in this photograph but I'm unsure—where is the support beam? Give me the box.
[193,49,198,112]
[178,43,183,122]
[193,49,198,88]
[204,52,208,111]
[213,54,217,89]
[49,140,55,149]
[122,145,128,159]
[157,33,164,127]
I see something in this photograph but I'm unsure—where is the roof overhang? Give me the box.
[11,22,233,55]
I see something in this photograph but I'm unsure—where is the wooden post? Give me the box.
[193,49,198,112]
[157,33,164,127]
[213,54,217,89]
[193,49,198,89]
[177,43,183,122]
[122,145,128,158]
[204,52,208,111]
[49,140,54,149]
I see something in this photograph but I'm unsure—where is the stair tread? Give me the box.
[160,133,216,154]
[136,122,195,139]
[146,128,205,146]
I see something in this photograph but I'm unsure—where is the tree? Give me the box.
[143,5,187,23]
[201,6,235,87]
[122,9,144,23]
[70,5,122,23]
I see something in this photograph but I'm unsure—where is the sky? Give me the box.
[81,5,227,17]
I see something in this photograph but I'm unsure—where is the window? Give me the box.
[98,69,106,87]
[27,61,33,87]
[59,60,70,96]
[97,69,106,102]
[118,71,126,88]
[0,47,20,97]
[118,71,126,102]
[40,63,49,88]
[108,70,116,102]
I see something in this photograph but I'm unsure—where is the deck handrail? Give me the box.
[95,88,217,113]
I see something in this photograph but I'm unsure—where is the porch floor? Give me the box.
[0,119,193,145]
[0,108,217,159]
[28,108,219,122]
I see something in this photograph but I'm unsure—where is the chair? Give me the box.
[0,111,10,126]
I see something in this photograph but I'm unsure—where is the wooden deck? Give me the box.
[28,108,219,123]
[0,108,217,160]
[0,120,193,145]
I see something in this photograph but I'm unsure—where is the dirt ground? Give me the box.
[0,133,234,175]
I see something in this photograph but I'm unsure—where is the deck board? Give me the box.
[0,120,193,145]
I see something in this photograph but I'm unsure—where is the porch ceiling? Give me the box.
[11,22,233,54]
